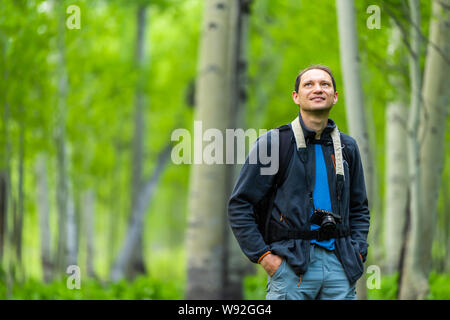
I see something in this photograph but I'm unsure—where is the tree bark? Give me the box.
[366,104,383,265]
[0,13,10,264]
[336,0,374,300]
[0,171,7,261]
[185,0,233,299]
[383,21,409,275]
[14,107,25,273]
[127,4,148,280]
[384,103,409,274]
[1,36,13,295]
[108,141,124,272]
[35,154,53,283]
[398,0,428,300]
[66,181,78,267]
[81,190,96,278]
[110,144,172,282]
[223,0,252,300]
[55,0,70,275]
[417,0,449,276]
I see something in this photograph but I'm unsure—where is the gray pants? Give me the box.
[266,244,357,300]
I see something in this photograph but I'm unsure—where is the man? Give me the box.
[228,65,370,300]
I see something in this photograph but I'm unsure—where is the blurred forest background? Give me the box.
[0,0,449,300]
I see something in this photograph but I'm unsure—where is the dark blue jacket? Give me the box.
[228,116,370,284]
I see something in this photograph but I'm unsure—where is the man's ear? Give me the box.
[292,91,299,104]
[333,91,338,105]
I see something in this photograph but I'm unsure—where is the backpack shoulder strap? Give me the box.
[339,133,352,169]
[259,124,294,243]
[330,127,344,179]
[274,124,294,187]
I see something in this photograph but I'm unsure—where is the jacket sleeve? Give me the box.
[227,131,278,263]
[348,139,370,262]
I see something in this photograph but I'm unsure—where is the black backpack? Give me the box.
[253,125,294,243]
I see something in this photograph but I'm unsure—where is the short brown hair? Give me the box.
[294,64,336,93]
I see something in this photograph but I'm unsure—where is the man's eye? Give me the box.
[305,83,312,87]
[322,83,330,86]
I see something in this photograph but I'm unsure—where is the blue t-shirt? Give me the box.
[310,144,335,250]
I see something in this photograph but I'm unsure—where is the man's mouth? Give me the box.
[310,96,326,101]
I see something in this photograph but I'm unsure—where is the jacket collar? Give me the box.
[297,111,336,141]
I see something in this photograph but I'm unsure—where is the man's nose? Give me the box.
[312,83,323,92]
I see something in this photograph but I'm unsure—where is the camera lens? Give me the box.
[321,215,336,231]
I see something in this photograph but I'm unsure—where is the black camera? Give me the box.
[310,209,342,234]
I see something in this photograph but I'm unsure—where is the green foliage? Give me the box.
[0,275,183,300]
[0,249,186,300]
[428,272,450,300]
[367,272,450,300]
[367,273,398,300]
[243,271,267,300]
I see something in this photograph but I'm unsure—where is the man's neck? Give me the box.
[299,109,329,139]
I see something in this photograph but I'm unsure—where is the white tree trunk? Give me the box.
[108,142,123,271]
[66,181,78,267]
[336,0,374,197]
[384,104,409,274]
[110,145,171,282]
[417,0,450,275]
[366,103,383,265]
[81,190,96,278]
[0,32,9,262]
[15,115,25,265]
[186,0,233,299]
[399,0,428,300]
[35,154,53,283]
[223,0,252,300]
[128,4,148,279]
[0,171,7,261]
[55,0,69,274]
[1,44,13,295]
[336,0,374,300]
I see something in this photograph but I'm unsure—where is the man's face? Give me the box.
[292,69,338,112]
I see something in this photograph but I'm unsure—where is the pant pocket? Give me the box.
[267,260,288,297]
[270,260,286,280]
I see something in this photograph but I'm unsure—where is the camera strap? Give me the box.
[291,115,344,178]
[290,116,346,215]
[268,220,351,242]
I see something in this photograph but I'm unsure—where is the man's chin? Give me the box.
[300,105,333,113]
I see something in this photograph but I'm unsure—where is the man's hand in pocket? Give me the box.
[260,253,283,277]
